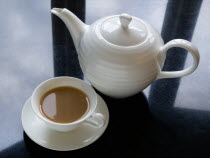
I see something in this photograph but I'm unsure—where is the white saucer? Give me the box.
[21,95,109,151]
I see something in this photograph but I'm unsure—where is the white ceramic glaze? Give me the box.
[31,77,105,132]
[51,8,200,98]
[22,95,109,151]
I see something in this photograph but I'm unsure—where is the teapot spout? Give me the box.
[51,8,88,50]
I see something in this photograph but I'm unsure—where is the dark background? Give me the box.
[0,0,210,157]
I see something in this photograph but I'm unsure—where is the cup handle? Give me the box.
[156,39,200,79]
[82,112,105,128]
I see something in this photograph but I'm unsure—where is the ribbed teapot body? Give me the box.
[78,18,165,98]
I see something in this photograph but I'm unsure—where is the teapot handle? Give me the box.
[156,39,200,79]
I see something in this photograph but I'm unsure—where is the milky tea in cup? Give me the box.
[39,86,89,123]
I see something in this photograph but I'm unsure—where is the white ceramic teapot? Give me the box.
[51,8,200,98]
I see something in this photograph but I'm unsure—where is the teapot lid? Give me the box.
[100,13,148,47]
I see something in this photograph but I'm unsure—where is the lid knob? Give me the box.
[100,13,148,46]
[119,13,132,29]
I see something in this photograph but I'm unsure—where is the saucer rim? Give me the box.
[21,95,109,151]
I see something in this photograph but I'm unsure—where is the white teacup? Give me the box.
[31,77,105,132]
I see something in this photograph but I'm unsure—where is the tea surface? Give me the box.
[40,86,89,123]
